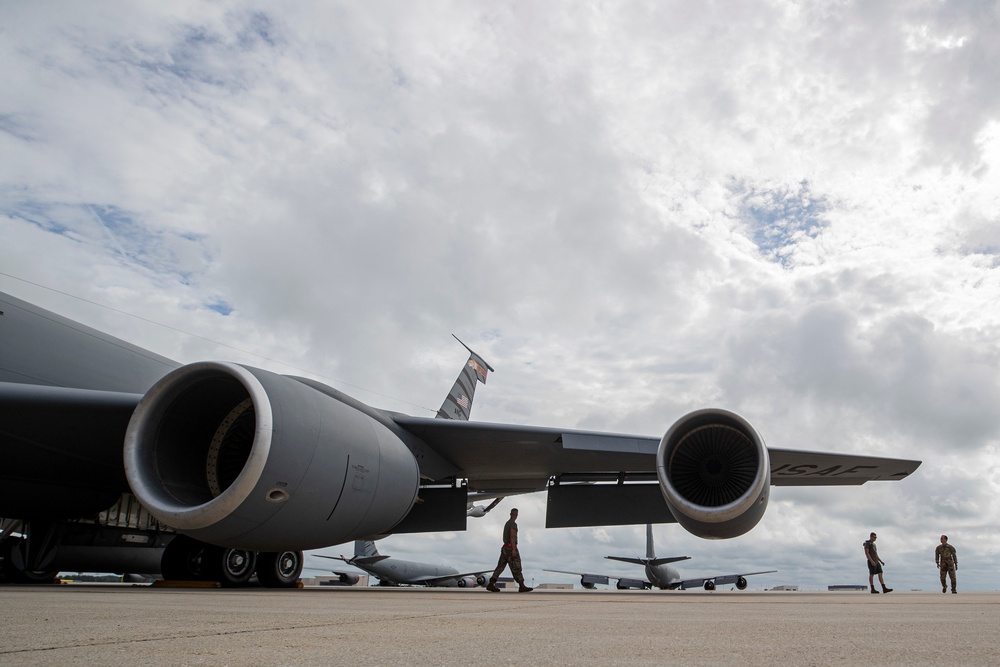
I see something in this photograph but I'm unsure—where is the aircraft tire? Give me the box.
[207,546,257,587]
[160,535,212,581]
[0,538,58,584]
[256,550,303,588]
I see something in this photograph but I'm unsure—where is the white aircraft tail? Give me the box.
[605,524,691,567]
[354,540,380,559]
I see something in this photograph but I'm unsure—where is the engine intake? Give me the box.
[124,362,420,551]
[656,409,770,539]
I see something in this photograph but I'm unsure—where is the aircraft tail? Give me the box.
[354,540,380,559]
[605,525,691,567]
[436,335,494,421]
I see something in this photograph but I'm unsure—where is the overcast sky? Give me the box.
[2,2,999,591]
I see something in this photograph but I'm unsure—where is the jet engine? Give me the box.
[736,576,748,591]
[337,572,361,585]
[656,409,770,540]
[124,362,420,552]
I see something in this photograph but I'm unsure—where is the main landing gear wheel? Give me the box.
[210,547,257,587]
[1,538,58,584]
[256,550,303,588]
[160,535,211,581]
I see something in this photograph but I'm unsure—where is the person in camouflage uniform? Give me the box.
[864,532,893,594]
[487,508,532,593]
[935,534,958,594]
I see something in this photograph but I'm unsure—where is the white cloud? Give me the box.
[2,1,998,590]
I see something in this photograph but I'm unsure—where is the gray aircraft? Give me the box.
[316,540,491,587]
[0,289,920,587]
[546,524,775,591]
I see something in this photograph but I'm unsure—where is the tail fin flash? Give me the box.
[437,335,494,421]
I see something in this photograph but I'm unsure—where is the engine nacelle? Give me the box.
[656,409,770,539]
[124,362,420,552]
[736,576,748,591]
[476,574,488,587]
[337,572,361,585]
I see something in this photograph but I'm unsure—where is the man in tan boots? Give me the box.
[487,508,532,592]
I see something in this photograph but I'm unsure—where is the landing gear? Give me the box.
[208,546,257,587]
[161,537,290,588]
[160,535,212,581]
[256,550,303,588]
[1,537,58,583]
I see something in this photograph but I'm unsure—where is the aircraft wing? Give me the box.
[544,569,651,590]
[674,569,778,591]
[391,414,920,529]
[391,415,659,491]
[410,569,493,586]
[391,415,921,488]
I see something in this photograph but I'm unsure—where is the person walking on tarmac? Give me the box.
[935,534,958,594]
[864,532,893,594]
[487,508,533,592]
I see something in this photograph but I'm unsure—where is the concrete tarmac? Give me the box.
[2,585,998,666]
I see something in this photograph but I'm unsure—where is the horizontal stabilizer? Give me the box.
[604,555,690,566]
[604,556,647,566]
[649,556,691,566]
[315,554,390,565]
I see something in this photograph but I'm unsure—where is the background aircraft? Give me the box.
[0,290,920,587]
[316,540,491,587]
[546,524,776,591]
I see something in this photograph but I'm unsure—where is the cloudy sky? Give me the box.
[3,2,999,591]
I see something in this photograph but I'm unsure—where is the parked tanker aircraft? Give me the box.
[0,289,920,587]
[316,540,491,587]
[546,524,775,590]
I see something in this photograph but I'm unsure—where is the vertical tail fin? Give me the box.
[645,524,656,560]
[436,335,494,421]
[354,540,380,558]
